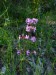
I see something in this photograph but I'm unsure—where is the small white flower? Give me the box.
[25,35,29,39]
[19,35,21,40]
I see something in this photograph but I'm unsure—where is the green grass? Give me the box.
[0,0,56,75]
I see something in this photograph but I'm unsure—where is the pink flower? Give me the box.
[26,18,38,25]
[32,18,38,24]
[26,18,32,25]
[25,35,29,39]
[26,50,30,56]
[26,25,36,32]
[17,50,21,55]
[26,25,31,32]
[30,36,36,42]
[33,50,37,55]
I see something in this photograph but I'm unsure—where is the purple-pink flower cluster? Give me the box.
[19,34,29,39]
[19,18,38,42]
[17,18,38,56]
[26,18,38,25]
[26,18,38,33]
[19,34,36,42]
[17,49,37,56]
[26,25,36,32]
[30,36,36,42]
[25,18,38,42]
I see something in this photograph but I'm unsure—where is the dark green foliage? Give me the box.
[0,0,56,75]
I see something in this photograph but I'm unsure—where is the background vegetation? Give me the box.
[0,0,56,75]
